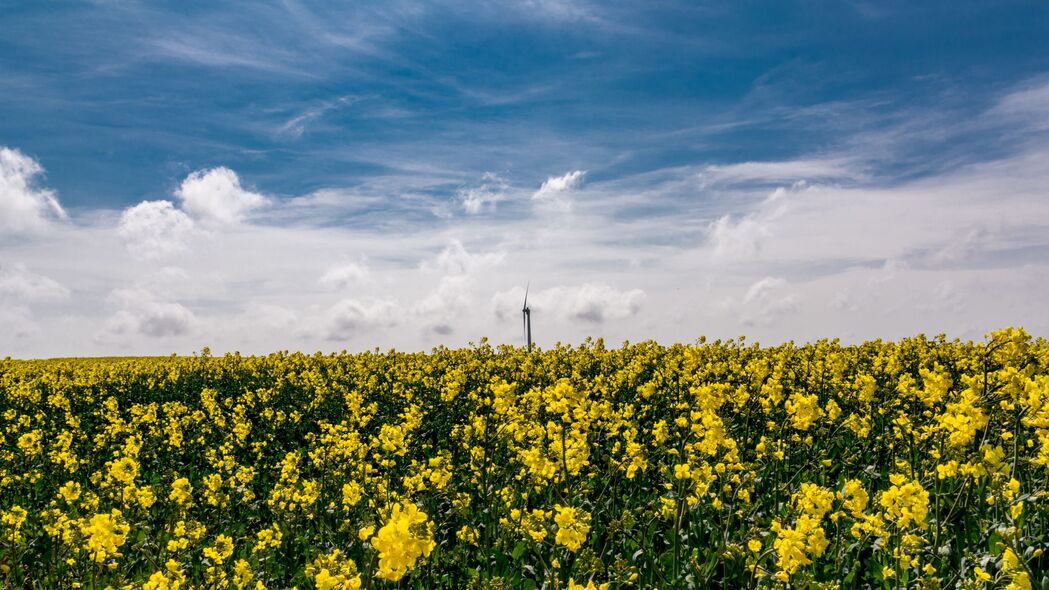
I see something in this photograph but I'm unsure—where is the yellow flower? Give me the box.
[841,480,868,517]
[81,510,130,563]
[59,481,82,504]
[1010,501,1024,521]
[879,475,930,529]
[169,478,193,506]
[456,525,479,545]
[785,393,822,430]
[233,559,254,590]
[136,486,156,509]
[567,578,609,590]
[553,505,591,552]
[254,524,282,553]
[143,571,180,590]
[307,550,361,590]
[370,502,435,581]
[203,534,234,564]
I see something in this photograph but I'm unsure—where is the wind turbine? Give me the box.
[522,282,532,352]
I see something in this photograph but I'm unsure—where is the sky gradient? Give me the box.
[2,0,1049,356]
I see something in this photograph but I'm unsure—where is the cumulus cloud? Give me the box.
[927,223,1000,265]
[175,167,268,225]
[0,264,69,345]
[493,282,645,325]
[830,289,860,312]
[423,239,505,275]
[707,185,794,260]
[411,275,474,335]
[319,298,401,341]
[930,281,965,312]
[532,170,585,213]
[0,264,70,302]
[708,215,769,260]
[319,261,370,289]
[100,288,196,340]
[0,305,37,340]
[460,172,509,214]
[737,277,800,326]
[117,200,196,259]
[0,147,67,234]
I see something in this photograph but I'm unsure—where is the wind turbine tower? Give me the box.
[522,283,532,352]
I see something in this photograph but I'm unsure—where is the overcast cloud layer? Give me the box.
[2,1,1048,356]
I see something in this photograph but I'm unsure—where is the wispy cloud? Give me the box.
[2,3,1049,354]
[278,96,362,139]
[460,172,511,215]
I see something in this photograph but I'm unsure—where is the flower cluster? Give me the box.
[0,328,1046,587]
[369,501,435,581]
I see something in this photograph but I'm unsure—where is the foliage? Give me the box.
[1,329,1048,588]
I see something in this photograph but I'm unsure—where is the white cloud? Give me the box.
[278,96,359,139]
[930,281,965,312]
[493,282,645,325]
[928,223,997,265]
[737,277,800,326]
[0,305,37,340]
[6,76,1049,355]
[175,167,268,226]
[319,261,370,289]
[236,302,299,332]
[411,275,474,334]
[100,288,196,339]
[0,264,70,302]
[318,298,401,341]
[0,147,67,234]
[423,239,506,275]
[709,215,769,260]
[830,289,860,312]
[699,158,856,186]
[117,200,196,259]
[533,169,585,199]
[460,172,509,214]
[706,185,793,260]
[990,78,1049,130]
[532,170,585,213]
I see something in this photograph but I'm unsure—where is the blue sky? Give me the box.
[2,1,1049,356]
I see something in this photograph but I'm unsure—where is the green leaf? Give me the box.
[987,531,1002,556]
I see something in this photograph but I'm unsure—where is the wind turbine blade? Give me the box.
[523,281,530,309]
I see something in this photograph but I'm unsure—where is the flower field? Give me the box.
[1,329,1048,589]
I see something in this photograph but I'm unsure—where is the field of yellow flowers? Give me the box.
[1,328,1047,589]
